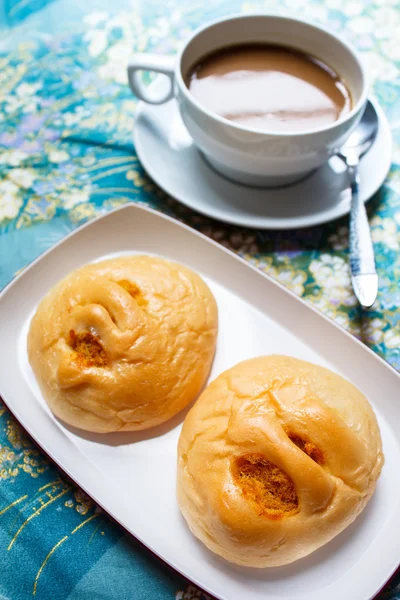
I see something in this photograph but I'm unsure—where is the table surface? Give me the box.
[0,0,399,598]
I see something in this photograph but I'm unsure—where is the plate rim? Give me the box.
[1,204,399,600]
[133,89,392,230]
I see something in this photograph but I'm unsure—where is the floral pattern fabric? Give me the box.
[0,0,400,598]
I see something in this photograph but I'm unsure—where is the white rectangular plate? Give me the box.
[0,205,399,600]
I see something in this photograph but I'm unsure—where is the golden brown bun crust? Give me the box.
[28,256,218,433]
[177,355,383,567]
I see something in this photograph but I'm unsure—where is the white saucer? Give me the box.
[134,79,392,229]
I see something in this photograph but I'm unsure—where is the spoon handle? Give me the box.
[348,161,378,308]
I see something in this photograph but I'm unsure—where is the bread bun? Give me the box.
[28,256,217,433]
[177,355,383,567]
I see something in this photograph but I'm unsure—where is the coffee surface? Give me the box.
[186,44,351,132]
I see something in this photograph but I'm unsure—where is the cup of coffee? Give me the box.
[128,15,368,187]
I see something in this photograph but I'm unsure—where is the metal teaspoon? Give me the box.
[338,100,379,308]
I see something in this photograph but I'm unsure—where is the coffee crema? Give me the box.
[186,44,352,132]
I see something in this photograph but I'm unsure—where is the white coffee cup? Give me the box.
[128,14,368,187]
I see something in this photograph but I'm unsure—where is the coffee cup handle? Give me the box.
[127,54,175,105]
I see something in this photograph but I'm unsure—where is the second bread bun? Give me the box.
[177,355,383,567]
[28,255,218,433]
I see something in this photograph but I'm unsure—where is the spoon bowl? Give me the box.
[340,100,379,160]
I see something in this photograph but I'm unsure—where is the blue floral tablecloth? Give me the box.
[0,0,399,598]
